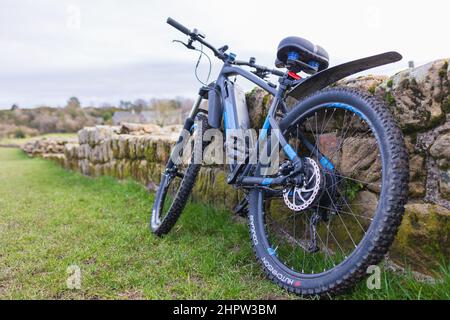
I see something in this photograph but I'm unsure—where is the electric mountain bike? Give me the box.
[150,17,409,297]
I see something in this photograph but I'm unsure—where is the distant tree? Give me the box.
[100,102,113,108]
[119,100,133,109]
[11,104,19,111]
[133,99,148,113]
[66,97,81,109]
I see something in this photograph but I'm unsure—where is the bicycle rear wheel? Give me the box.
[249,88,409,296]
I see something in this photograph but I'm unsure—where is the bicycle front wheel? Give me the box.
[150,114,208,236]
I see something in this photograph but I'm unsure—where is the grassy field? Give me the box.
[0,147,448,299]
[0,133,77,147]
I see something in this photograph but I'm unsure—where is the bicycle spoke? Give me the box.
[263,105,384,275]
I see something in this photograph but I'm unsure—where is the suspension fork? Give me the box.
[166,95,203,170]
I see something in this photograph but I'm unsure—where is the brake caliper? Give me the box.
[282,157,321,212]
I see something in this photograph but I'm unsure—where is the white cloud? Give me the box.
[0,0,449,108]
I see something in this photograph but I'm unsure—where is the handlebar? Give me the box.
[167,17,191,36]
[166,17,285,78]
[167,17,226,60]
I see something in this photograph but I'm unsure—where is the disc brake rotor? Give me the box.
[283,157,321,211]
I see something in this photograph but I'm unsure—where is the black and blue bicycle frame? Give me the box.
[165,16,402,189]
[185,61,304,189]
[178,50,402,189]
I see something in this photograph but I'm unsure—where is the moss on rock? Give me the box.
[391,203,450,273]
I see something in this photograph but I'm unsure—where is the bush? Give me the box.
[14,129,26,139]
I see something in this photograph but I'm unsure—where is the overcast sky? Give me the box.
[1,0,449,108]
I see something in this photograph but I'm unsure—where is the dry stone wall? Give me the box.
[21,123,240,208]
[21,59,450,273]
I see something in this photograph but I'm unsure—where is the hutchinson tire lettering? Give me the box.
[249,215,258,246]
[262,257,295,286]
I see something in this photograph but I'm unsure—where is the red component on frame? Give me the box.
[288,71,301,80]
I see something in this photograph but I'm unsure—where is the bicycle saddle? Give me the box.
[275,36,329,74]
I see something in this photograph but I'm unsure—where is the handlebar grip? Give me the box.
[167,17,191,36]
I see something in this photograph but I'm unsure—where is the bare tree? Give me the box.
[66,97,81,109]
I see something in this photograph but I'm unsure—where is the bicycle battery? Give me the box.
[222,81,251,184]
[222,81,250,131]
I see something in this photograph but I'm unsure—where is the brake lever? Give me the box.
[172,39,195,50]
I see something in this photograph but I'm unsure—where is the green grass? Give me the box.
[0,147,448,300]
[0,133,77,147]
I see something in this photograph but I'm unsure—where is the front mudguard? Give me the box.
[287,51,402,100]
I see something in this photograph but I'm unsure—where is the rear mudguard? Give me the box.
[287,51,402,100]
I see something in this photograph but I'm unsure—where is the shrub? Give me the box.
[14,129,26,139]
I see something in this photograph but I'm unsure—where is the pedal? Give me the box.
[233,197,249,217]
